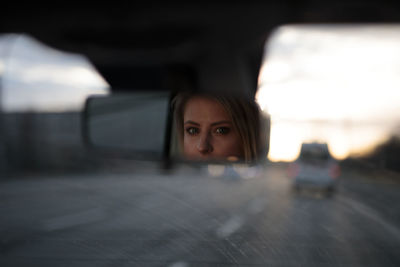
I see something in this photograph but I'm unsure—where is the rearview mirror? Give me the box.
[83,92,171,160]
[83,92,270,164]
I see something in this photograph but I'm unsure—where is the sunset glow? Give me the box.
[256,25,400,161]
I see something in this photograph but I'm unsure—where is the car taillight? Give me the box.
[329,164,341,178]
[288,163,300,178]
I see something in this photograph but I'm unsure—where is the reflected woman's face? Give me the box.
[183,96,243,161]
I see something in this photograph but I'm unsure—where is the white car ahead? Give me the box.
[288,142,341,194]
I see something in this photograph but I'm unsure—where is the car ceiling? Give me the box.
[1,1,400,95]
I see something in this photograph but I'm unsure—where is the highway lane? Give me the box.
[0,163,399,266]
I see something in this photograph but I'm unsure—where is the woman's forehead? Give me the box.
[183,96,231,122]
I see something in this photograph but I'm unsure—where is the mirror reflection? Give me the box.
[84,91,270,164]
[171,92,269,163]
[85,92,170,159]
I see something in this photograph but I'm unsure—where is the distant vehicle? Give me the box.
[288,142,341,194]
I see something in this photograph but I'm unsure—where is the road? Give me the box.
[0,163,399,266]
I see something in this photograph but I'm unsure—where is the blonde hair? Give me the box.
[172,92,265,162]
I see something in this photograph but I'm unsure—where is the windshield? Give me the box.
[256,25,400,166]
[1,25,400,266]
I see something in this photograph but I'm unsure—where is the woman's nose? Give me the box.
[197,133,213,154]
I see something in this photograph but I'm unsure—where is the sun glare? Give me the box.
[256,25,400,162]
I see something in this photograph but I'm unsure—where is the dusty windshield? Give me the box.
[1,25,400,266]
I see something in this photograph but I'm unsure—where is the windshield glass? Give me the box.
[257,24,400,167]
[1,25,400,266]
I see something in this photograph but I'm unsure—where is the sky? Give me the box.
[0,34,109,112]
[256,24,400,161]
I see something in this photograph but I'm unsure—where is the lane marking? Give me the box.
[216,215,244,238]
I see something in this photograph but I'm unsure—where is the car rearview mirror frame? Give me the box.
[82,91,270,165]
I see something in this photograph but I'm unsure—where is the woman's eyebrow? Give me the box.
[184,120,232,126]
[210,120,232,126]
[184,120,200,126]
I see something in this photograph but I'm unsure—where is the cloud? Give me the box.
[0,34,109,112]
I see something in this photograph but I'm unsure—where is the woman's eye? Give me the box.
[186,127,199,135]
[215,127,230,135]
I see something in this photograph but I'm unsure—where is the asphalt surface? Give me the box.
[0,163,399,266]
